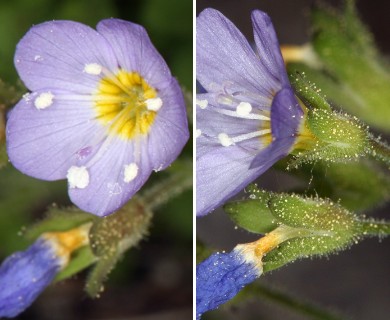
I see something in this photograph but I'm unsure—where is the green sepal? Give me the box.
[288,71,331,112]
[85,248,120,298]
[293,160,390,212]
[291,108,370,167]
[262,234,355,273]
[287,62,361,117]
[89,197,152,257]
[306,1,390,132]
[268,193,356,237]
[224,186,277,234]
[24,206,95,240]
[55,245,97,282]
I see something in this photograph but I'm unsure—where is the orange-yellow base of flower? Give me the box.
[94,70,158,140]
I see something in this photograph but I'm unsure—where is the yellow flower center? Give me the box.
[258,111,273,147]
[94,70,158,140]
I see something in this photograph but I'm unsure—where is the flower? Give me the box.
[0,225,90,318]
[7,19,189,216]
[196,9,303,216]
[196,246,262,319]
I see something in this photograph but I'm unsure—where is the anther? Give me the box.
[67,166,89,189]
[236,102,252,116]
[145,97,163,111]
[218,133,234,147]
[196,99,208,109]
[124,163,139,182]
[84,63,102,75]
[34,92,54,109]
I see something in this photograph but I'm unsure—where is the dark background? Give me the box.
[196,1,390,319]
[0,0,193,319]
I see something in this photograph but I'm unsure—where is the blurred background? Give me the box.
[0,0,192,319]
[196,1,390,319]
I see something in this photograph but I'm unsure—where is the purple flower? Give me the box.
[7,19,189,216]
[196,247,262,319]
[196,9,303,216]
[0,225,90,318]
[0,238,63,318]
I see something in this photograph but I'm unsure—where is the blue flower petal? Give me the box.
[196,9,303,216]
[0,239,62,318]
[250,87,303,169]
[196,249,261,319]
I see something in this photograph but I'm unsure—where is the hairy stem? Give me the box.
[240,283,345,320]
[357,220,390,236]
[141,159,192,210]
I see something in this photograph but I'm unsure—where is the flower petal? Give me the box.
[250,87,303,168]
[270,87,303,139]
[196,248,261,318]
[147,78,189,171]
[6,91,103,180]
[0,239,61,318]
[197,8,279,97]
[196,95,261,138]
[96,19,172,89]
[197,145,269,217]
[15,20,117,93]
[68,136,153,216]
[251,10,289,86]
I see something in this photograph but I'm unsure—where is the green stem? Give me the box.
[357,220,390,236]
[141,159,192,210]
[240,283,345,320]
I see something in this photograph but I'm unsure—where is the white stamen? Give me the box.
[230,129,271,143]
[196,129,202,138]
[218,133,234,147]
[67,166,89,189]
[217,108,270,121]
[84,63,102,75]
[236,102,252,116]
[146,97,163,111]
[196,99,208,109]
[34,92,54,109]
[124,163,139,183]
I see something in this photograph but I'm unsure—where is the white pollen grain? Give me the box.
[196,129,202,138]
[84,63,102,75]
[67,166,89,189]
[146,97,163,111]
[34,92,54,109]
[218,133,234,147]
[236,102,252,116]
[196,99,208,109]
[124,163,139,183]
